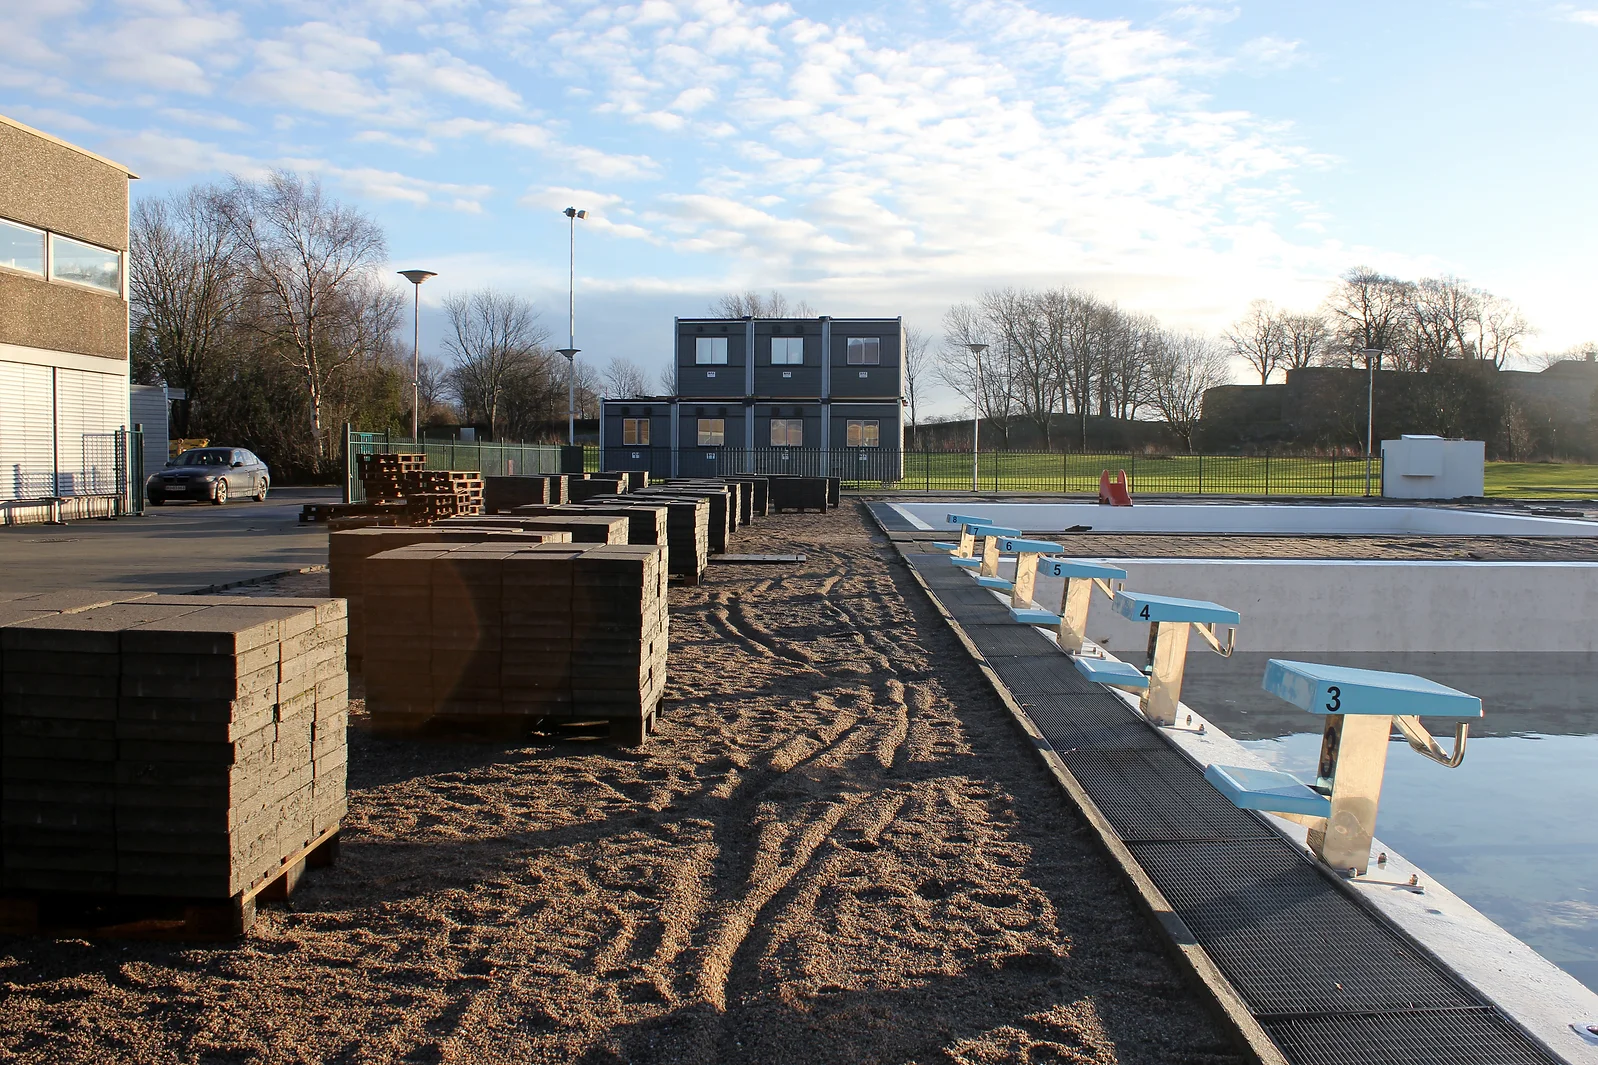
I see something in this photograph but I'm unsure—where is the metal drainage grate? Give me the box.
[963,623,1060,658]
[1127,839,1478,1018]
[867,502,921,531]
[1064,749,1279,843]
[1262,1008,1561,1065]
[990,656,1103,698]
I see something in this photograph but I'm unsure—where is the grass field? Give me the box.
[881,453,1598,499]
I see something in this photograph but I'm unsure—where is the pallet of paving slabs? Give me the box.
[501,544,586,719]
[330,526,571,674]
[568,476,627,503]
[458,514,628,544]
[601,470,649,491]
[636,488,731,554]
[713,476,766,520]
[484,475,568,514]
[576,498,708,584]
[427,544,510,717]
[361,545,443,722]
[570,545,669,744]
[0,602,211,894]
[663,480,743,532]
[497,504,668,547]
[766,476,830,513]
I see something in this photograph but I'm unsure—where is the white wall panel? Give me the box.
[0,361,56,501]
[55,367,126,496]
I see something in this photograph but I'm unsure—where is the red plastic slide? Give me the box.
[1097,469,1133,506]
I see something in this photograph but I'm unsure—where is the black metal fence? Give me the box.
[589,446,1384,495]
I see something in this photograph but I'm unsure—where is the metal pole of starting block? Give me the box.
[1142,621,1191,726]
[1308,713,1393,875]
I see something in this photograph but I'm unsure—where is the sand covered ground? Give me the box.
[0,504,1242,1064]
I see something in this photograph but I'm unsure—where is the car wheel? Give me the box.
[253,478,269,502]
[149,495,165,506]
[213,480,229,505]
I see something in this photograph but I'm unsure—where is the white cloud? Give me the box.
[1564,8,1598,26]
[385,49,523,111]
[1237,35,1304,71]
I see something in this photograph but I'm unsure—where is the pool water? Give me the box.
[1184,652,1598,995]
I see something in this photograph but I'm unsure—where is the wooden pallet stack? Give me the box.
[402,470,484,521]
[0,595,346,935]
[329,526,572,674]
[356,453,425,502]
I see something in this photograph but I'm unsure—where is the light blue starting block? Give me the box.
[1206,659,1480,875]
[1102,591,1239,726]
[933,513,993,554]
[1074,655,1148,690]
[972,536,1065,592]
[1009,558,1127,652]
[951,524,1022,574]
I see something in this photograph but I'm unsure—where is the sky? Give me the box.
[4,0,1596,414]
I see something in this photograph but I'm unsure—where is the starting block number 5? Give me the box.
[1038,559,1072,578]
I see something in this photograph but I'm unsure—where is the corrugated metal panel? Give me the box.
[0,361,55,501]
[129,384,169,475]
[55,367,127,496]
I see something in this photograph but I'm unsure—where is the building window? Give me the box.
[771,337,804,365]
[622,418,650,445]
[0,218,45,277]
[696,337,728,364]
[769,418,803,447]
[846,337,881,365]
[49,233,121,294]
[846,419,880,447]
[697,418,725,446]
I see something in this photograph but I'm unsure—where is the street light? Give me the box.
[563,206,587,446]
[1361,346,1385,496]
[397,269,436,443]
[967,343,987,494]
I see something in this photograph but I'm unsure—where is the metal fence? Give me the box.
[587,446,1384,495]
[344,428,566,502]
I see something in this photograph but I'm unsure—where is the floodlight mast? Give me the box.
[967,343,988,493]
[397,269,437,444]
[563,207,587,446]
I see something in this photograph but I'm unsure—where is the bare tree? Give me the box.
[658,360,679,395]
[709,290,815,318]
[1323,266,1414,370]
[1279,311,1329,372]
[1225,299,1285,384]
[903,326,933,448]
[603,357,651,398]
[938,303,1017,446]
[442,288,550,438]
[1474,292,1533,369]
[415,357,457,425]
[224,170,389,460]
[129,185,242,437]
[1147,331,1229,452]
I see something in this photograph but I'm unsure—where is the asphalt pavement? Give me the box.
[0,487,336,594]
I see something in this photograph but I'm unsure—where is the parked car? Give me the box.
[147,447,270,505]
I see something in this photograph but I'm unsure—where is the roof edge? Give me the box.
[0,113,139,179]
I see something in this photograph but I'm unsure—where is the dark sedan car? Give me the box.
[147,447,270,505]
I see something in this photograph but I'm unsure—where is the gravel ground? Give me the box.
[0,504,1243,1065]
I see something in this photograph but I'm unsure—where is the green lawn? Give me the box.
[1482,462,1598,498]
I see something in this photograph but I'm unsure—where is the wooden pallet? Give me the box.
[0,829,342,940]
[0,825,340,941]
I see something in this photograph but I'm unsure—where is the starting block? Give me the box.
[1074,655,1149,690]
[1206,660,1480,875]
[1111,590,1239,727]
[953,525,1021,576]
[934,513,993,555]
[1012,557,1127,653]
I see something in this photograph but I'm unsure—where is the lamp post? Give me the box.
[397,270,437,444]
[967,343,987,493]
[562,206,587,446]
[1362,346,1384,496]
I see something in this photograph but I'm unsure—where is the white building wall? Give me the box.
[0,350,129,504]
[0,360,55,501]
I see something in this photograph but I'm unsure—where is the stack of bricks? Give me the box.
[638,485,731,554]
[362,542,668,742]
[484,474,568,514]
[0,594,346,909]
[473,505,667,549]
[571,545,668,739]
[328,526,572,674]
[568,475,626,503]
[480,513,628,544]
[356,453,424,502]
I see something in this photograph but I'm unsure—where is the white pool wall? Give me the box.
[893,501,1598,537]
[1007,560,1598,654]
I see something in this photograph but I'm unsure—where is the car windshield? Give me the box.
[175,449,233,466]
